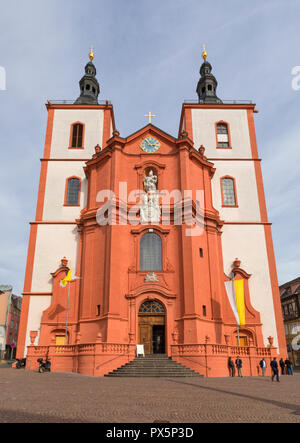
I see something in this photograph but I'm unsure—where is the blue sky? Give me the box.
[0,0,299,295]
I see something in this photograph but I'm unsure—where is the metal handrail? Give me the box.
[48,100,112,105]
[183,99,253,104]
[173,355,212,371]
[95,352,131,370]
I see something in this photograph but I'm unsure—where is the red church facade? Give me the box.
[17,53,287,377]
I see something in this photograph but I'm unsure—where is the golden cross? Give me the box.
[202,44,207,61]
[145,112,156,124]
[89,46,94,61]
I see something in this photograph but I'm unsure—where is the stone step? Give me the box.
[111,367,196,373]
[123,362,189,368]
[105,373,202,378]
[105,354,203,378]
[135,356,170,360]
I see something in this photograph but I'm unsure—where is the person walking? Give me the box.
[259,358,267,376]
[228,357,235,377]
[279,358,285,375]
[235,356,243,377]
[285,358,294,375]
[270,357,280,382]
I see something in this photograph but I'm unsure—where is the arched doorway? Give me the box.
[138,300,166,354]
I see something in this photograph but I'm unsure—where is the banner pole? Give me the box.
[65,281,70,345]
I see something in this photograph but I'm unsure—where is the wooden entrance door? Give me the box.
[139,323,152,354]
[138,314,165,354]
[138,300,166,354]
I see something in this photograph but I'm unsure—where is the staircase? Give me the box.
[105,354,203,378]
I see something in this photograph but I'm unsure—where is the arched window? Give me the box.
[65,177,81,206]
[140,233,162,271]
[221,177,237,207]
[70,123,84,148]
[139,300,165,314]
[216,122,230,148]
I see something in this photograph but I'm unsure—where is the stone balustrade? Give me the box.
[25,342,278,377]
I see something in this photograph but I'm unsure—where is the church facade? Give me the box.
[17,51,286,377]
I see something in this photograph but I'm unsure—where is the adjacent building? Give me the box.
[280,277,300,367]
[0,286,22,359]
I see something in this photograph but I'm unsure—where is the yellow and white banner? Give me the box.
[60,270,76,288]
[225,279,246,326]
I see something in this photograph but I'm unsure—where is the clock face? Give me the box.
[141,137,160,153]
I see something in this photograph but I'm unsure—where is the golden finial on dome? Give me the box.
[89,46,95,62]
[202,44,207,61]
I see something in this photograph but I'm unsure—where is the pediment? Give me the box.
[124,124,178,155]
[104,123,194,156]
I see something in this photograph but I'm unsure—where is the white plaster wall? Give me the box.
[211,160,261,222]
[0,326,5,351]
[50,109,104,159]
[31,225,79,293]
[43,161,87,221]
[191,109,252,158]
[24,296,52,357]
[221,224,279,348]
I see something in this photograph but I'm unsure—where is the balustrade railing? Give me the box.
[183,99,253,105]
[78,344,95,354]
[27,342,135,358]
[171,344,272,357]
[48,100,111,105]
[27,343,272,362]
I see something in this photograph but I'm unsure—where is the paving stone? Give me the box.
[0,367,299,423]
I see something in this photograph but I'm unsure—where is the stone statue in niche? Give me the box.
[140,170,161,223]
[144,170,157,193]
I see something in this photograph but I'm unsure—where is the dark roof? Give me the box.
[280,277,300,300]
[279,276,300,290]
[294,284,300,294]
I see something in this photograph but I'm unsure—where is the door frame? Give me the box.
[138,313,166,354]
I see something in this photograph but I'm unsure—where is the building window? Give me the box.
[65,177,81,206]
[139,301,165,314]
[221,177,237,207]
[56,335,66,346]
[236,336,248,347]
[70,123,84,148]
[283,305,289,318]
[140,233,162,271]
[216,122,230,148]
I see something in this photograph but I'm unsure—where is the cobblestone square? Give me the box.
[0,367,299,423]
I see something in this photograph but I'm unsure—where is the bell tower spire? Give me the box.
[74,47,100,105]
[196,46,222,104]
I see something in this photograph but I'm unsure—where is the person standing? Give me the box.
[228,357,235,377]
[279,358,285,375]
[285,358,294,375]
[235,356,243,377]
[259,358,267,376]
[270,357,280,382]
